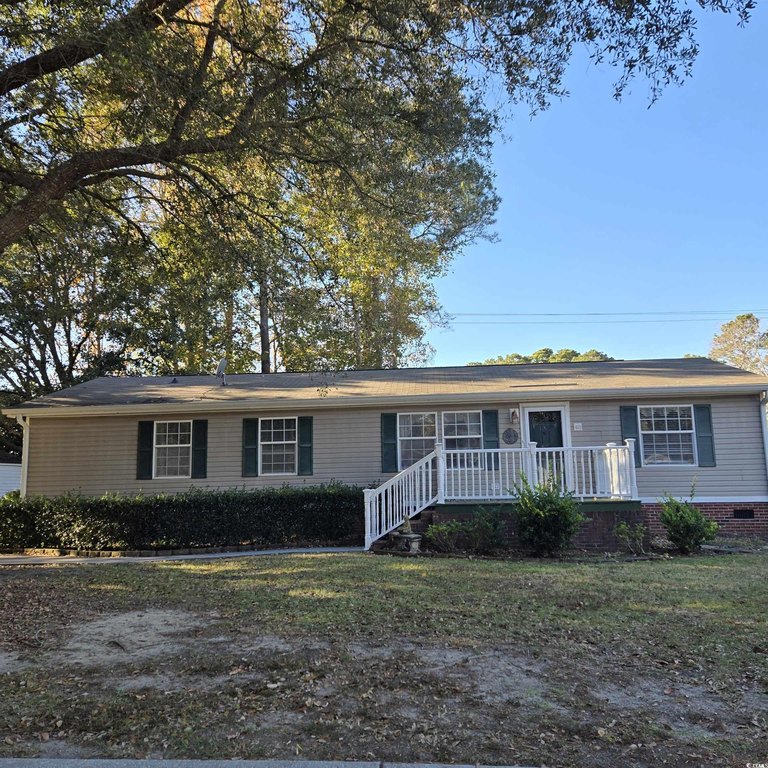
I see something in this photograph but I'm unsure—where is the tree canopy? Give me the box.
[710,314,768,375]
[468,348,614,366]
[0,0,753,252]
[0,0,753,409]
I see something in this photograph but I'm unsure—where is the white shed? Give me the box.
[0,463,21,495]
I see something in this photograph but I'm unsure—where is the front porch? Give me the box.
[364,440,639,549]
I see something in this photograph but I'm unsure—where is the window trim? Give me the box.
[396,411,438,471]
[637,404,699,468]
[441,409,484,458]
[259,416,299,476]
[153,420,192,480]
[441,410,484,445]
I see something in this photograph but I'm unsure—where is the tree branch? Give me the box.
[0,39,349,251]
[0,0,194,97]
[168,0,226,142]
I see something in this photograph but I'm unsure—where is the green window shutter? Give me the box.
[191,420,208,479]
[381,413,398,473]
[482,410,500,470]
[620,406,642,467]
[693,405,716,467]
[297,416,313,476]
[242,418,259,477]
[482,410,500,449]
[137,421,154,480]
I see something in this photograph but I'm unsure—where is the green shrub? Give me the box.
[424,520,464,553]
[0,484,363,550]
[614,520,648,555]
[424,507,506,554]
[0,492,41,548]
[514,477,585,557]
[463,506,506,554]
[659,494,717,554]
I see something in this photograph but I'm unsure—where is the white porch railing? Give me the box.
[363,450,438,550]
[443,440,638,501]
[363,440,638,550]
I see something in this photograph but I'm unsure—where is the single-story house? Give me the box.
[4,357,768,549]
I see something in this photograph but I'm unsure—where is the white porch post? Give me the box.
[363,488,374,551]
[435,441,446,504]
[624,438,639,499]
[526,441,538,485]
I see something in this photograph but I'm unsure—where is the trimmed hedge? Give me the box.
[0,484,363,550]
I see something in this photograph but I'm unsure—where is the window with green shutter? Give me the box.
[153,421,192,478]
[628,404,715,467]
[260,417,298,474]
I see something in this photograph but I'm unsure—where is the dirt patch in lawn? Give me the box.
[595,678,736,738]
[1,554,767,767]
[0,649,28,675]
[49,609,207,668]
[4,624,756,766]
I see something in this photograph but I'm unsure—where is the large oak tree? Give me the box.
[0,0,753,252]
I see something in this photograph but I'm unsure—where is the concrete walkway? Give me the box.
[0,546,363,566]
[0,760,537,768]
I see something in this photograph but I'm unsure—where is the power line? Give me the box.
[449,317,767,326]
[450,309,768,318]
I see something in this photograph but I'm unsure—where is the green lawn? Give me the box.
[1,552,766,766]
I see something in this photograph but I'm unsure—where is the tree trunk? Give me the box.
[223,299,234,363]
[259,272,271,374]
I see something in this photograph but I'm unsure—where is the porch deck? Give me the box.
[364,440,639,549]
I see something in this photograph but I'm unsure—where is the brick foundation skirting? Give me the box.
[428,500,768,551]
[431,504,647,551]
[641,502,768,537]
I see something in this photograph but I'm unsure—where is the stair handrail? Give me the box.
[363,449,438,550]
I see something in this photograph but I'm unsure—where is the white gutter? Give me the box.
[15,415,29,498]
[761,391,768,489]
[3,383,768,420]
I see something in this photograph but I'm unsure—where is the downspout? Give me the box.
[761,392,768,491]
[15,415,29,498]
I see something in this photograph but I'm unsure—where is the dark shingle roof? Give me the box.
[5,358,768,415]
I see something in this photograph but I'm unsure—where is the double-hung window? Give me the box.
[397,413,436,470]
[154,421,192,478]
[260,417,297,474]
[638,405,697,466]
[442,411,483,469]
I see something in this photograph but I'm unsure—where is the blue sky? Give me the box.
[427,7,768,367]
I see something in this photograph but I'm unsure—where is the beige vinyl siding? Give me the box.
[24,396,768,499]
[27,409,382,497]
[25,404,520,497]
[569,396,768,498]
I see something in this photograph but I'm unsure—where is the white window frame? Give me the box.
[442,410,484,469]
[153,420,192,480]
[637,404,698,468]
[259,416,298,476]
[441,410,484,449]
[397,412,438,471]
